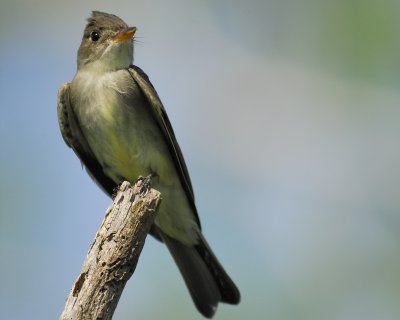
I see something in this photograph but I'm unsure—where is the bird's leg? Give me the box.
[136,172,157,196]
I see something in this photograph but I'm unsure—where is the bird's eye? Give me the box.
[90,31,100,42]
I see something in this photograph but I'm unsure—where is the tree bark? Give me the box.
[60,179,161,320]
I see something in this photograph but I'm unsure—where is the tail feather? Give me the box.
[195,232,241,305]
[159,229,240,318]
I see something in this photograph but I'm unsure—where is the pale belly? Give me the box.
[71,70,199,245]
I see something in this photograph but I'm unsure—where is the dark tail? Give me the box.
[159,230,240,318]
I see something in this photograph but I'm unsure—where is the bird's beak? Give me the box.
[112,27,137,42]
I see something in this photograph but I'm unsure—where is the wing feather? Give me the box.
[57,82,116,196]
[127,66,201,227]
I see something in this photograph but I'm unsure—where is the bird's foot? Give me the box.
[136,173,155,196]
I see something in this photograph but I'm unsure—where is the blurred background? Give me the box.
[1,0,400,319]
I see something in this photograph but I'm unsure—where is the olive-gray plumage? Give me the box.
[57,11,240,318]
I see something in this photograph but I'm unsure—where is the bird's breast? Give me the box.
[70,68,200,245]
[71,69,166,183]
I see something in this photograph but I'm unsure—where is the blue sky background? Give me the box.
[1,1,400,319]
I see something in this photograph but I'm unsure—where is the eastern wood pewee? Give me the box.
[57,11,240,318]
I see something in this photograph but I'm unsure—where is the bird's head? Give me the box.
[77,11,136,72]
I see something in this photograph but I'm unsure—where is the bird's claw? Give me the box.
[137,173,154,196]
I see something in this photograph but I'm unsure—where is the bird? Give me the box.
[57,11,240,318]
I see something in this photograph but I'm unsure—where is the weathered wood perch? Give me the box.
[60,179,161,320]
